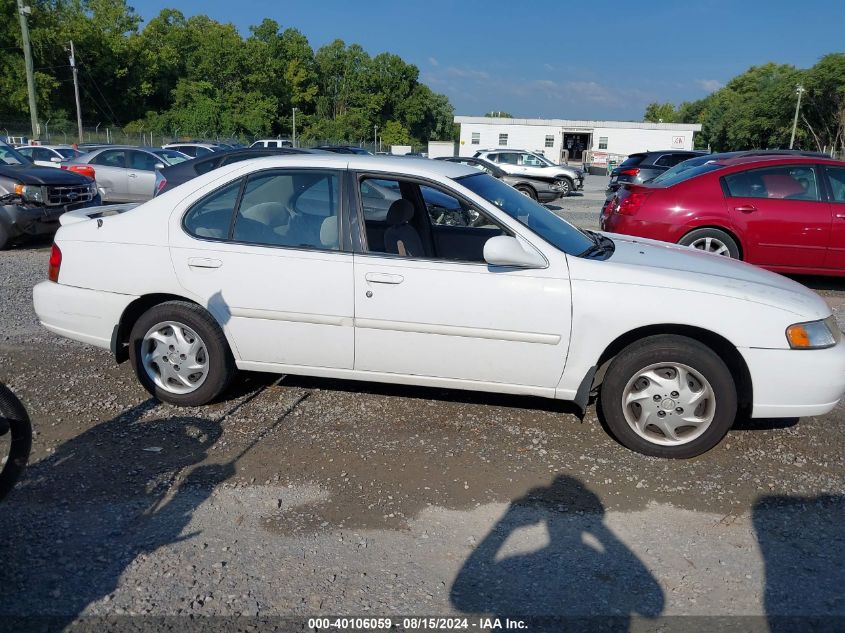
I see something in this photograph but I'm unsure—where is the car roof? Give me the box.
[209,153,479,180]
[715,154,844,167]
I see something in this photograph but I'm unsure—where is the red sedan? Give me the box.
[600,153,845,276]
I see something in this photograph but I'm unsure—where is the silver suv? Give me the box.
[473,149,584,196]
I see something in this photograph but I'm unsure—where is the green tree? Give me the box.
[643,102,677,123]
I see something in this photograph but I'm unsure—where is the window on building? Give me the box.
[471,132,480,145]
[544,135,554,148]
[598,137,608,150]
[498,133,508,146]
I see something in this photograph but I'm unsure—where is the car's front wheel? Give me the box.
[129,301,235,406]
[558,177,573,197]
[600,335,737,458]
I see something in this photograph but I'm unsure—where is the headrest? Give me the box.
[320,215,338,248]
[386,199,414,225]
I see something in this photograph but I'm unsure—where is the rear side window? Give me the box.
[232,171,340,249]
[619,154,646,168]
[653,162,724,187]
[183,179,242,239]
[654,154,692,168]
[92,150,125,168]
[724,165,819,201]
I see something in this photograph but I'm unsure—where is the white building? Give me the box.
[454,116,703,171]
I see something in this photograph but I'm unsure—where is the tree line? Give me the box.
[643,54,845,153]
[0,0,455,146]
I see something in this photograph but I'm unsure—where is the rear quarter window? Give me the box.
[619,154,646,168]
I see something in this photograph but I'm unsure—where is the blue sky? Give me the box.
[129,0,844,120]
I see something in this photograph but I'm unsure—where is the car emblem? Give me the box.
[67,192,79,200]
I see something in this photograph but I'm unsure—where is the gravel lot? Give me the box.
[1,184,844,630]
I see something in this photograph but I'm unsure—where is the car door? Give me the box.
[723,164,831,268]
[352,173,571,390]
[822,165,845,270]
[169,168,354,369]
[89,149,129,201]
[126,150,159,201]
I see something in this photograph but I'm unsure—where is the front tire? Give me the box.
[558,178,573,197]
[600,335,737,458]
[0,383,32,501]
[679,228,740,259]
[0,224,10,251]
[129,301,235,406]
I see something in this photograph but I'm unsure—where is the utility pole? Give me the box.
[292,107,297,147]
[374,124,378,153]
[68,40,83,143]
[789,84,806,149]
[16,0,40,139]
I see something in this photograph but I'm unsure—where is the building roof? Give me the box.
[454,116,702,132]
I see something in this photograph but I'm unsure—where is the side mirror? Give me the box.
[154,162,165,171]
[50,156,62,163]
[483,235,546,269]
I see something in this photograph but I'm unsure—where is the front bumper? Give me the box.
[1,195,101,239]
[742,338,845,418]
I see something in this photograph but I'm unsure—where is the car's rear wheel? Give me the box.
[129,301,235,406]
[0,224,9,251]
[600,335,737,458]
[515,185,537,200]
[679,228,740,259]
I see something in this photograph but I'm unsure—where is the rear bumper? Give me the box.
[33,281,135,351]
[742,340,845,418]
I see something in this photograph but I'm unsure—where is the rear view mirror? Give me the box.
[50,156,62,163]
[154,162,165,171]
[483,235,546,269]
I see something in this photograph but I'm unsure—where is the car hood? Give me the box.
[0,164,90,185]
[593,232,831,320]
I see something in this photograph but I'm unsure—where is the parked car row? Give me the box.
[602,150,845,277]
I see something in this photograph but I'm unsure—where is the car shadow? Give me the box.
[0,398,237,625]
[450,475,664,632]
[786,274,845,293]
[754,494,845,631]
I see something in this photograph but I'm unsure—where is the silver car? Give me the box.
[473,149,584,196]
[68,146,189,202]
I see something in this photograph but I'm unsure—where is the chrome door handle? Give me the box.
[365,272,404,284]
[734,205,756,213]
[835,213,845,220]
[188,257,222,269]
[128,173,137,178]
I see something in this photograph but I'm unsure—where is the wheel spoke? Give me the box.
[641,369,674,392]
[625,389,652,406]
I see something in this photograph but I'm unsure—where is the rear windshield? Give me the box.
[619,154,646,168]
[649,161,725,187]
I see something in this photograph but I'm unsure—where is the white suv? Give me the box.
[475,149,584,196]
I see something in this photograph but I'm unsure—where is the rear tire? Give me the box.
[679,228,740,259]
[0,224,10,251]
[599,334,737,458]
[129,301,235,406]
[515,185,537,200]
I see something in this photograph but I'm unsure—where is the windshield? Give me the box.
[155,149,190,165]
[649,161,724,187]
[0,144,30,166]
[458,172,594,255]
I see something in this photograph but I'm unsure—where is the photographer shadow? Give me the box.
[450,475,664,632]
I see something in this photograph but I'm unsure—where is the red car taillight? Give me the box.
[619,168,640,176]
[616,191,651,216]
[48,243,62,282]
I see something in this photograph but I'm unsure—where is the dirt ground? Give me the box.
[1,190,844,630]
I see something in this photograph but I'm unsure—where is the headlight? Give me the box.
[786,316,842,349]
[13,183,46,203]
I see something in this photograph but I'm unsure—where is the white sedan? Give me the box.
[33,155,845,458]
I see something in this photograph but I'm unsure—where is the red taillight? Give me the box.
[48,243,62,282]
[620,168,640,176]
[616,191,651,216]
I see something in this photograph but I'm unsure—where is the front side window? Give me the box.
[498,133,508,146]
[724,165,819,201]
[128,150,159,171]
[233,171,340,249]
[598,137,608,150]
[471,132,480,145]
[825,166,845,203]
[520,153,546,166]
